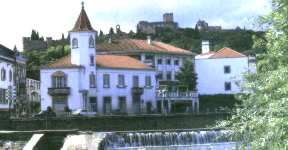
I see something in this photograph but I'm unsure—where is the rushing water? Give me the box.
[0,140,27,150]
[98,130,235,150]
[0,130,238,150]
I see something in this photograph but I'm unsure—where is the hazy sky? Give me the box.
[0,0,271,50]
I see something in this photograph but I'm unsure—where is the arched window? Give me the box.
[51,71,67,88]
[89,36,95,48]
[1,68,6,81]
[72,38,78,49]
[9,70,12,82]
[89,72,96,88]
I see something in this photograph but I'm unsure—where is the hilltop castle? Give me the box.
[137,13,179,34]
[23,35,69,51]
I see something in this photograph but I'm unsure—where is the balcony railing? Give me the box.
[48,87,70,96]
[156,91,198,101]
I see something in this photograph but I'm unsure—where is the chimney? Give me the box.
[147,36,152,45]
[201,40,210,54]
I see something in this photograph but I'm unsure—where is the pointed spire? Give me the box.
[70,2,95,32]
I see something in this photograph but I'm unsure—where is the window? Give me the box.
[174,59,179,66]
[157,72,163,80]
[167,72,172,80]
[89,72,96,88]
[89,97,97,112]
[133,76,139,87]
[157,59,162,65]
[117,74,125,87]
[90,55,95,66]
[0,88,6,104]
[225,82,231,91]
[103,74,110,88]
[118,97,127,113]
[89,36,95,48]
[224,66,231,74]
[103,97,112,114]
[9,70,12,82]
[166,59,171,65]
[145,76,152,87]
[1,68,6,81]
[72,38,78,49]
[51,71,67,88]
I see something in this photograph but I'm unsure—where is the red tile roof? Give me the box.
[210,47,246,58]
[70,4,95,32]
[96,55,151,69]
[97,39,193,55]
[196,47,246,59]
[44,55,151,70]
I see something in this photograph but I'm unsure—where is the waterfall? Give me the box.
[61,132,106,150]
[98,130,234,149]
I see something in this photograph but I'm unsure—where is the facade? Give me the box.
[40,4,157,114]
[96,37,194,85]
[0,44,15,111]
[195,41,256,95]
[137,13,178,34]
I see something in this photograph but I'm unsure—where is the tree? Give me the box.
[218,0,288,149]
[175,60,197,91]
[109,27,114,35]
[99,30,104,37]
[31,30,39,40]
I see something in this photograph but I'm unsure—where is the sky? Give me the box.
[0,0,271,51]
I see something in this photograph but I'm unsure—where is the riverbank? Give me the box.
[0,113,229,131]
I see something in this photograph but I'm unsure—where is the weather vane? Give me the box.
[81,1,84,8]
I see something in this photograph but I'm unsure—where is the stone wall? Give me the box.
[0,113,230,131]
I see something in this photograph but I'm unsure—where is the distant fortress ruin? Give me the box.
[23,35,69,51]
[137,13,179,34]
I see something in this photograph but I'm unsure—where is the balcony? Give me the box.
[48,87,70,96]
[131,87,144,95]
[156,91,198,101]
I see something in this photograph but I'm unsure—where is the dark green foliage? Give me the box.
[175,60,197,91]
[136,27,265,54]
[109,27,115,35]
[199,94,240,112]
[23,45,70,80]
[31,29,41,40]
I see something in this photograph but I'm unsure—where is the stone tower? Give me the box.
[163,13,174,23]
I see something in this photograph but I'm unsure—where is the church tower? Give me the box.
[70,2,97,91]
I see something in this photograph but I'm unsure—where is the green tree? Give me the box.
[175,60,197,91]
[109,27,114,35]
[99,30,104,37]
[31,30,39,40]
[218,0,288,149]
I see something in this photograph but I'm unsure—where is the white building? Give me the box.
[195,41,256,95]
[40,4,157,114]
[97,37,194,84]
[0,44,15,111]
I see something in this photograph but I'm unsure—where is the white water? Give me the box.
[109,142,237,150]
[23,134,44,150]
[61,132,106,150]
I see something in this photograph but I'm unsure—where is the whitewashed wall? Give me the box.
[40,68,83,111]
[0,61,14,109]
[96,68,156,114]
[195,57,250,95]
